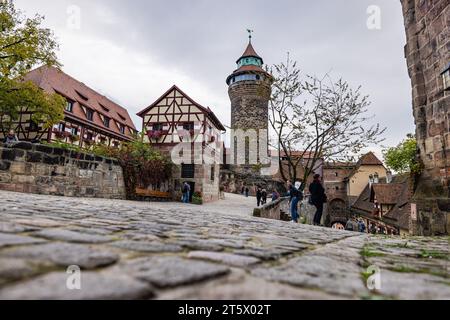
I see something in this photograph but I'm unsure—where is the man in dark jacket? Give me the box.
[256,187,262,207]
[309,174,326,226]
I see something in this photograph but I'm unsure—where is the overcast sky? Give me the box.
[16,0,414,157]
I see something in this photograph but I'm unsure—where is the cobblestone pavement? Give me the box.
[0,191,448,300]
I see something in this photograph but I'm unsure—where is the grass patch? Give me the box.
[360,246,386,258]
[419,250,448,260]
[389,265,448,278]
[386,242,410,249]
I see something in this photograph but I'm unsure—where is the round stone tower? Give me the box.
[226,36,273,164]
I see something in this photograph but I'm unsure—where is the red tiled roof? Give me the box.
[359,152,384,166]
[238,43,263,62]
[136,85,226,132]
[351,175,412,231]
[372,184,405,204]
[24,66,136,139]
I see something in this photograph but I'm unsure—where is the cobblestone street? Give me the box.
[0,190,448,300]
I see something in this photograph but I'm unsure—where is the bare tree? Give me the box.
[269,54,385,187]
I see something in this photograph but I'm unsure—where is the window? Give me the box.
[153,123,164,131]
[65,100,74,113]
[442,64,450,91]
[86,108,94,121]
[29,121,38,131]
[181,164,195,179]
[183,122,194,131]
[99,103,110,112]
[335,172,339,177]
[120,125,125,134]
[86,132,93,141]
[210,166,215,181]
[71,128,78,136]
[103,117,110,128]
[58,123,65,132]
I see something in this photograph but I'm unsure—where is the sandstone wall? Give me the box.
[400,0,449,235]
[401,0,449,188]
[0,142,125,199]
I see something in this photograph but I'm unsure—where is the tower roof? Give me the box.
[237,42,264,64]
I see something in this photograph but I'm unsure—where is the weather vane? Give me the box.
[247,29,254,43]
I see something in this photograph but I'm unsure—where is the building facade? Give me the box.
[0,66,137,147]
[137,85,226,203]
[400,0,449,235]
[352,175,412,236]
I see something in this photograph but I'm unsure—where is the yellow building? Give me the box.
[345,152,387,205]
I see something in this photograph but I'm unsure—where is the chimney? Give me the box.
[386,170,393,184]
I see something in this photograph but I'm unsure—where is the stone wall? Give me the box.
[229,79,272,164]
[0,142,125,199]
[400,0,449,235]
[173,164,220,204]
[253,197,291,221]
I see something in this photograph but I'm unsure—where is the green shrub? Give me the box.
[192,191,203,205]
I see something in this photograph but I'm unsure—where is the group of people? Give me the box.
[256,187,269,207]
[287,174,327,225]
[345,217,367,233]
[241,186,250,198]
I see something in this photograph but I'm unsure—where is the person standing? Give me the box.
[182,182,191,204]
[245,187,249,198]
[3,129,19,144]
[358,219,366,233]
[309,174,327,226]
[271,190,280,202]
[289,182,303,223]
[261,189,268,205]
[256,187,262,207]
[345,219,354,231]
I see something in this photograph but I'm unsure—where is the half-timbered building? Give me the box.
[137,85,226,203]
[0,66,137,147]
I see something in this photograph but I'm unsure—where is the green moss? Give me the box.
[419,250,448,260]
[360,246,386,258]
[389,265,448,278]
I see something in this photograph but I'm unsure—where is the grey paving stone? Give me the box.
[0,272,154,300]
[375,270,450,300]
[0,233,46,248]
[117,256,230,288]
[32,229,114,244]
[0,258,45,284]
[0,222,27,234]
[171,239,224,252]
[252,254,368,298]
[2,243,119,269]
[109,240,183,253]
[188,251,261,267]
